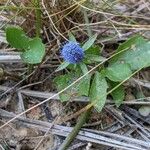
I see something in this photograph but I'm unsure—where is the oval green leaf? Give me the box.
[6,26,30,50]
[106,63,132,82]
[56,61,70,72]
[82,34,97,51]
[68,32,77,42]
[110,36,150,71]
[110,82,125,107]
[89,72,108,112]
[21,37,45,64]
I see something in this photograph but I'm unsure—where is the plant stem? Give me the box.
[28,64,34,75]
[59,108,92,150]
[34,0,41,37]
[0,6,41,10]
[82,9,92,37]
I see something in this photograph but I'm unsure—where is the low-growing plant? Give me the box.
[54,33,150,150]
[54,33,150,110]
[5,25,150,149]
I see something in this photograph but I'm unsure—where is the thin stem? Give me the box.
[59,108,92,150]
[0,6,41,10]
[82,9,92,37]
[28,64,34,75]
[34,0,41,37]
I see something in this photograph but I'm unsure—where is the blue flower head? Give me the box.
[61,41,84,64]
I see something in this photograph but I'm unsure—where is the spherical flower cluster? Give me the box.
[61,41,84,64]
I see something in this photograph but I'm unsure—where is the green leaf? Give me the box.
[78,63,91,96]
[21,37,45,64]
[56,61,70,72]
[77,75,91,96]
[85,45,101,55]
[106,63,132,82]
[6,26,30,50]
[79,62,88,74]
[54,74,72,102]
[84,45,102,64]
[82,34,97,51]
[110,36,150,70]
[89,72,108,112]
[110,82,125,107]
[86,54,106,62]
[117,35,140,52]
[59,93,71,102]
[67,64,78,71]
[54,72,91,102]
[68,32,77,42]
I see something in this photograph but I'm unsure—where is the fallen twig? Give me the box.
[0,109,150,150]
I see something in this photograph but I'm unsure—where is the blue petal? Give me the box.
[61,41,84,64]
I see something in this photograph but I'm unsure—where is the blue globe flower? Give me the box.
[61,41,84,64]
